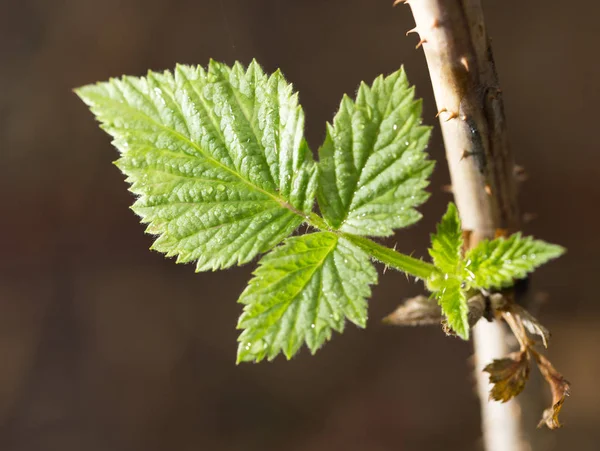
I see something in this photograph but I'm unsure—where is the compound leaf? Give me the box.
[237,232,377,362]
[76,60,317,271]
[317,68,433,236]
[465,234,565,290]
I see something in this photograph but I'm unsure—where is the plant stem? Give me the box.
[402,1,532,449]
[307,212,438,280]
[343,234,437,280]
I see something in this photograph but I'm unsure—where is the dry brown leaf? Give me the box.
[382,295,443,326]
[384,294,487,329]
[533,351,571,429]
[483,351,530,403]
[511,304,551,348]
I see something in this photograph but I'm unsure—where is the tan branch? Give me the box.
[401,1,532,450]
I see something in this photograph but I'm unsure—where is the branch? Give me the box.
[401,1,532,449]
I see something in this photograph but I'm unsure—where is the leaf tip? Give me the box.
[73,83,98,104]
[235,348,253,365]
[446,201,458,216]
[454,321,470,340]
[550,244,567,258]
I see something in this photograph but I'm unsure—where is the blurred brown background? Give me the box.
[1,0,598,450]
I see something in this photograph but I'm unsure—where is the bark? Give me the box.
[401,1,536,449]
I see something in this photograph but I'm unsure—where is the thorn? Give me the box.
[393,0,408,6]
[487,87,503,100]
[444,111,459,121]
[441,184,453,193]
[415,38,427,49]
[484,184,492,195]
[514,164,526,173]
[466,353,477,367]
[523,212,538,223]
[436,108,459,121]
[383,265,388,275]
[514,164,528,182]
[462,230,473,252]
[533,291,550,306]
[460,56,470,72]
[460,150,473,161]
[406,27,418,36]
[494,228,508,238]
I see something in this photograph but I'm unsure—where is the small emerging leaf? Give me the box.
[465,233,565,290]
[317,68,433,236]
[434,279,469,339]
[427,203,469,338]
[76,60,317,271]
[237,232,377,363]
[484,351,530,403]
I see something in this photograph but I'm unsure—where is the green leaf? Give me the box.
[236,232,377,362]
[76,60,317,270]
[465,233,566,290]
[427,203,469,338]
[428,203,463,274]
[434,278,469,340]
[317,68,433,236]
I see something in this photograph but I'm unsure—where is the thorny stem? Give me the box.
[342,234,437,280]
[399,0,535,449]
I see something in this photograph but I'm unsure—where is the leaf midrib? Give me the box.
[221,67,278,190]
[336,88,409,229]
[244,234,338,353]
[97,89,306,218]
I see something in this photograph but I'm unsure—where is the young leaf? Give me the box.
[465,233,565,290]
[434,279,469,339]
[76,61,317,271]
[317,68,433,236]
[426,203,469,338]
[237,232,377,362]
[428,202,463,274]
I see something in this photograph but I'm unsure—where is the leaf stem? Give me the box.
[306,213,438,280]
[342,234,438,280]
